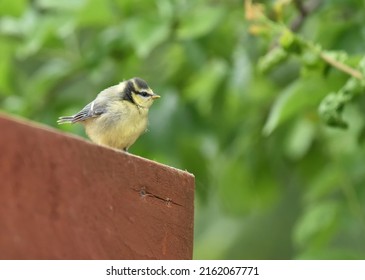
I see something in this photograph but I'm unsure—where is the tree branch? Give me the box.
[320,53,363,80]
[290,0,323,31]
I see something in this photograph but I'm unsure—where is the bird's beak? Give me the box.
[151,93,161,100]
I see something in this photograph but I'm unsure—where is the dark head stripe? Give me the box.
[122,80,135,104]
[133,77,149,90]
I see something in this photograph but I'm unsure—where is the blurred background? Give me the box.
[1,0,365,259]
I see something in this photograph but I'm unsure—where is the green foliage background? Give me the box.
[1,0,365,259]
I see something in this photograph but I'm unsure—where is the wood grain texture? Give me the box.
[0,114,194,259]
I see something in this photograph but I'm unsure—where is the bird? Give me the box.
[58,77,160,151]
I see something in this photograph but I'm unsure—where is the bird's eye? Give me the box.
[139,91,150,97]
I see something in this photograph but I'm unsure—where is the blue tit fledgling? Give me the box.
[58,77,160,151]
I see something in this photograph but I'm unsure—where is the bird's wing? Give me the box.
[58,100,107,124]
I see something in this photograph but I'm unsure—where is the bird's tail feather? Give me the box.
[57,116,75,124]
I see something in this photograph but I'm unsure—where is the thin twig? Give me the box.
[290,0,323,31]
[320,53,363,80]
[245,0,363,80]
[293,0,308,17]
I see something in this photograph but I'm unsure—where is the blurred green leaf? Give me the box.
[0,40,14,95]
[215,155,278,215]
[177,6,225,39]
[297,248,365,260]
[76,0,114,26]
[2,96,25,114]
[263,76,329,135]
[216,160,255,214]
[358,56,365,76]
[258,47,288,74]
[17,13,71,58]
[293,200,340,248]
[301,50,322,71]
[0,0,26,17]
[37,0,85,12]
[305,166,342,203]
[279,29,302,54]
[318,93,348,128]
[183,59,227,116]
[125,17,170,58]
[285,117,316,160]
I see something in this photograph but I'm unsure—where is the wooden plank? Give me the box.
[0,114,194,259]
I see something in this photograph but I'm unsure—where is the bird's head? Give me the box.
[123,77,160,109]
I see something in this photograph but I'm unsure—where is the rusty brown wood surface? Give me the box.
[0,114,194,259]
